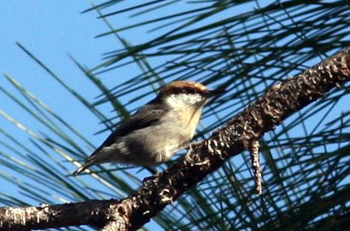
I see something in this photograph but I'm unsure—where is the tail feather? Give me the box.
[72,146,117,176]
[72,154,98,176]
[72,162,92,176]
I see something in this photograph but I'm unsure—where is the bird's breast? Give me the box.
[121,108,204,165]
[176,108,203,135]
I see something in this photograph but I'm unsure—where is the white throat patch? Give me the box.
[165,93,206,108]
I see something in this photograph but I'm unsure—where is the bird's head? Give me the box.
[158,80,222,109]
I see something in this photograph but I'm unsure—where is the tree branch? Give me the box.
[1,47,349,231]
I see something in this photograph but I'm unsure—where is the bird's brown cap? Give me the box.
[158,81,210,97]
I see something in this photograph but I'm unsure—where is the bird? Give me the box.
[72,80,222,176]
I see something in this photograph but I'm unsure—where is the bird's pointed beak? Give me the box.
[206,88,226,97]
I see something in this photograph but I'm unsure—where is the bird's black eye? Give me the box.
[186,87,196,94]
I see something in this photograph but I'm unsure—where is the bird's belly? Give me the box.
[123,124,193,166]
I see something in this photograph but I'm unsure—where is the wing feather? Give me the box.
[100,99,166,147]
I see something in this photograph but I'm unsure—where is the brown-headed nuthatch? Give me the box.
[72,80,222,176]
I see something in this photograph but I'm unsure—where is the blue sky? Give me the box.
[1,1,349,230]
[1,0,109,134]
[0,1,182,230]
[0,1,159,230]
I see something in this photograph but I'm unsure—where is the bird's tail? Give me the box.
[72,147,116,176]
[72,157,97,176]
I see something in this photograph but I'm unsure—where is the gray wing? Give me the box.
[72,99,166,176]
[99,99,167,147]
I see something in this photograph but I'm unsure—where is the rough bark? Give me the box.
[0,47,349,231]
